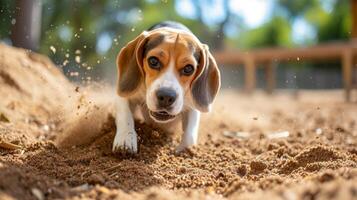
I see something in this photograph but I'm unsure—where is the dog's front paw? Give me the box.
[175,144,187,153]
[175,142,194,153]
[112,130,138,153]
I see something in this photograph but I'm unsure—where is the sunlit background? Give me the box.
[0,0,354,91]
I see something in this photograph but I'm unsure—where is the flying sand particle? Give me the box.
[49,46,56,54]
[75,56,81,64]
[63,60,69,66]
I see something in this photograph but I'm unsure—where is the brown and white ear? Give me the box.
[116,31,149,97]
[191,45,221,112]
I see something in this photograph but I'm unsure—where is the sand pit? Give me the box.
[0,44,356,200]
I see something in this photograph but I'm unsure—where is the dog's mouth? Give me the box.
[149,110,176,122]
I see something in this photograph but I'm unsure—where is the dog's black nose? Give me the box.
[156,88,177,108]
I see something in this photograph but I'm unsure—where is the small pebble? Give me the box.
[31,188,44,200]
[267,131,289,139]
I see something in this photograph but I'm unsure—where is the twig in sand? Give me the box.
[80,171,90,180]
[103,164,122,172]
[0,139,22,150]
[109,172,118,178]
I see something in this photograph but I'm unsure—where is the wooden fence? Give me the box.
[213,41,357,101]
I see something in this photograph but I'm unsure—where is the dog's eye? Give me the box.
[181,64,194,76]
[148,56,160,70]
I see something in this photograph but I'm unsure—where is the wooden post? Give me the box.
[351,0,357,101]
[265,61,275,94]
[244,55,256,93]
[352,0,357,39]
[342,49,352,102]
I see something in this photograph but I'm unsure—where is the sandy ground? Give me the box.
[0,44,356,200]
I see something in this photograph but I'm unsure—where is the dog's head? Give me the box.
[116,27,220,123]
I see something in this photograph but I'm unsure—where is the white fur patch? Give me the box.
[146,59,183,116]
[112,96,138,153]
[176,109,200,152]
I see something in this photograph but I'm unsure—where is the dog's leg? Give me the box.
[112,96,137,153]
[176,109,200,152]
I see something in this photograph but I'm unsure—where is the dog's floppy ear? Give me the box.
[117,31,149,97]
[191,44,221,112]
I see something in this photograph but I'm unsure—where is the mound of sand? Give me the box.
[0,43,115,149]
[0,43,74,146]
[0,44,356,200]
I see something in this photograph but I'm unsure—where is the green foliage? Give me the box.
[277,0,320,19]
[0,1,15,39]
[0,0,353,78]
[316,0,351,42]
[291,0,351,42]
[233,16,293,49]
[232,0,352,49]
[39,0,143,80]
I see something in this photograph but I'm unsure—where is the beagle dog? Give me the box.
[113,21,221,153]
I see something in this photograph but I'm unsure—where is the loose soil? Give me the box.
[0,44,356,200]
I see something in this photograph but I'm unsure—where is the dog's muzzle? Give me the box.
[149,87,178,122]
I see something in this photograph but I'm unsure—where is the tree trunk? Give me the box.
[212,0,230,50]
[11,0,42,51]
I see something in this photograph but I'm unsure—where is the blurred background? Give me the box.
[0,0,356,97]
